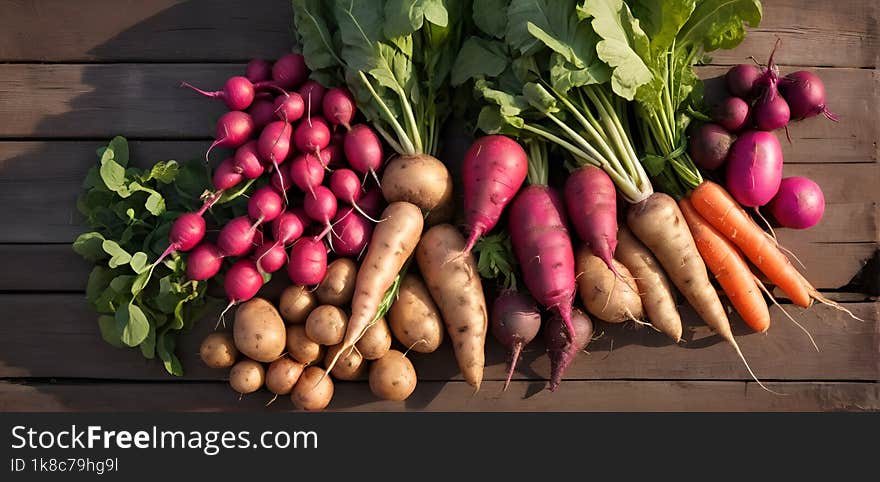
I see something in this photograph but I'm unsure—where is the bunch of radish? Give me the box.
[162,54,387,319]
[688,41,829,230]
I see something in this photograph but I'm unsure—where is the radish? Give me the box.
[322,87,356,130]
[343,124,383,178]
[545,307,593,392]
[320,143,345,169]
[780,71,838,121]
[287,238,328,285]
[245,59,272,83]
[288,153,325,196]
[712,96,750,132]
[330,208,374,257]
[273,92,305,123]
[564,166,619,276]
[212,157,243,191]
[329,168,381,221]
[304,185,338,239]
[217,215,260,257]
[258,121,294,194]
[272,209,308,247]
[490,290,541,391]
[298,80,327,115]
[726,64,762,99]
[220,259,265,322]
[294,117,331,157]
[768,176,826,229]
[725,130,783,207]
[270,165,293,193]
[186,243,224,281]
[253,241,288,273]
[232,141,265,180]
[688,123,735,171]
[271,53,308,90]
[206,111,255,162]
[247,99,276,131]
[752,39,791,132]
[460,135,528,254]
[181,76,255,111]
[247,185,284,225]
[358,187,386,219]
[153,211,207,267]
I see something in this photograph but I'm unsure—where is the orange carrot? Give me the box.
[680,199,770,333]
[689,181,812,308]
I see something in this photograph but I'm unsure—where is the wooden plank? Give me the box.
[0,294,875,382]
[0,0,875,68]
[1,380,876,412]
[0,0,292,62]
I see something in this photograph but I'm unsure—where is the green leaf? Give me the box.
[157,331,184,376]
[473,232,518,290]
[73,232,107,262]
[144,192,165,216]
[140,323,156,359]
[630,0,695,56]
[522,82,560,114]
[108,136,129,167]
[451,37,508,86]
[102,240,132,268]
[473,0,509,38]
[677,0,762,52]
[99,159,126,193]
[383,0,448,39]
[109,275,134,294]
[131,270,151,298]
[506,0,553,55]
[147,160,179,184]
[97,315,125,348]
[116,303,150,347]
[130,252,149,274]
[292,0,343,72]
[86,266,115,304]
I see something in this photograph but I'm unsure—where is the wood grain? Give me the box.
[1,380,875,412]
[0,294,874,382]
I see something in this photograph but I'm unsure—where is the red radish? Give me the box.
[273,92,305,123]
[780,71,838,121]
[247,185,284,224]
[245,59,272,83]
[564,166,619,276]
[258,121,294,194]
[181,76,255,111]
[248,99,276,130]
[726,64,762,99]
[490,290,541,391]
[330,208,374,257]
[768,176,826,229]
[358,187,386,219]
[154,212,207,267]
[320,143,345,169]
[304,185,338,239]
[220,259,264,322]
[298,80,327,114]
[253,241,288,273]
[688,123,735,171]
[322,87,356,130]
[186,243,224,281]
[329,168,381,221]
[232,141,265,180]
[344,124,383,177]
[217,215,260,257]
[271,53,308,90]
[725,130,784,207]
[272,209,308,247]
[753,90,790,131]
[288,153,325,196]
[206,111,255,162]
[294,117,331,157]
[212,157,243,191]
[287,238,328,285]
[271,165,293,193]
[509,185,577,341]
[712,96,750,132]
[545,308,593,391]
[331,130,346,146]
[460,135,528,254]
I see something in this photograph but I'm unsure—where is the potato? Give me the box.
[233,298,287,362]
[369,350,417,401]
[229,359,265,394]
[265,356,304,395]
[381,154,453,226]
[279,285,318,324]
[316,258,357,306]
[199,332,238,368]
[356,316,391,360]
[291,366,334,411]
[388,274,445,353]
[286,325,325,366]
[324,343,367,381]
[305,305,348,345]
[576,247,644,323]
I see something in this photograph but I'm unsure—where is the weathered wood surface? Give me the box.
[0,0,876,412]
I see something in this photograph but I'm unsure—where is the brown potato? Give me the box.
[233,298,287,363]
[388,274,445,353]
[381,154,453,226]
[229,359,265,394]
[316,258,357,306]
[286,325,325,366]
[265,356,304,395]
[576,247,644,323]
[305,305,348,345]
[199,332,238,369]
[356,316,391,360]
[279,285,318,324]
[369,350,417,401]
[291,366,334,411]
[324,343,367,381]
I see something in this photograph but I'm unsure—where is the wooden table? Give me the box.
[0,0,877,411]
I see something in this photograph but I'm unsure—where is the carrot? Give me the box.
[679,199,771,333]
[689,181,812,308]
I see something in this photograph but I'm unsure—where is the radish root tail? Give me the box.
[755,276,820,352]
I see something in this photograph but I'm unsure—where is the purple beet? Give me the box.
[545,307,593,392]
[491,290,542,391]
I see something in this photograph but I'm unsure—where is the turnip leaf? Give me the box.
[451,37,508,86]
[97,315,125,348]
[117,303,149,347]
[73,232,107,262]
[140,323,156,359]
[473,0,509,38]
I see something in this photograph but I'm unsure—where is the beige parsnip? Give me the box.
[576,247,644,323]
[388,274,445,353]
